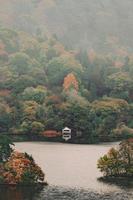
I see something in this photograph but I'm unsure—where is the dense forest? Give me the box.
[0,26,132,143]
[1,0,133,53]
[0,0,133,143]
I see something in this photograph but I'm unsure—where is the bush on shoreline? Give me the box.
[0,136,45,185]
[97,139,133,177]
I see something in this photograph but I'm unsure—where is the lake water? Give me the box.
[0,142,133,200]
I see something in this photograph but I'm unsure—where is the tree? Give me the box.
[0,150,45,185]
[30,121,44,134]
[0,135,14,163]
[22,101,40,121]
[106,72,133,101]
[22,86,47,104]
[46,55,82,86]
[9,52,32,75]
[63,73,79,91]
[90,98,129,138]
[0,66,13,89]
[21,120,44,135]
[0,102,13,132]
[20,100,45,135]
[97,139,133,177]
[0,42,8,62]
[11,75,36,93]
[0,28,19,53]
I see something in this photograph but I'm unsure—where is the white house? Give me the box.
[62,127,71,141]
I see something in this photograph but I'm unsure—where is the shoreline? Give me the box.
[2,133,127,144]
[0,182,48,187]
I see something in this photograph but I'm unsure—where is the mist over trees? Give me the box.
[0,0,133,143]
[1,0,133,54]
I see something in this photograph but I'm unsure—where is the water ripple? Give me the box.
[34,186,133,200]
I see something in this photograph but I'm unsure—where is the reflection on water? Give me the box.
[0,185,43,200]
[98,177,133,189]
[0,185,132,200]
[0,142,132,200]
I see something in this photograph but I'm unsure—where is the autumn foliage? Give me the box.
[97,139,133,177]
[0,136,45,185]
[0,89,11,97]
[0,24,132,143]
[63,73,79,91]
[0,151,45,185]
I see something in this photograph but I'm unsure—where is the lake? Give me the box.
[0,142,132,200]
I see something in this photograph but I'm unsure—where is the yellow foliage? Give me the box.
[92,98,129,111]
[23,101,39,120]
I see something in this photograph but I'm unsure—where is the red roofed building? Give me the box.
[41,130,61,138]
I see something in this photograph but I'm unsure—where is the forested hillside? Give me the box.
[0,26,132,143]
[0,0,133,143]
[1,0,133,54]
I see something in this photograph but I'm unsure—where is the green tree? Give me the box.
[0,102,13,132]
[46,55,83,86]
[9,52,32,75]
[0,28,19,53]
[0,135,14,163]
[106,72,133,101]
[97,139,133,177]
[0,66,13,89]
[21,120,44,135]
[22,86,47,104]
[11,75,36,93]
[90,98,129,138]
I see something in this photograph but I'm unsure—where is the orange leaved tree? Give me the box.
[63,73,79,91]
